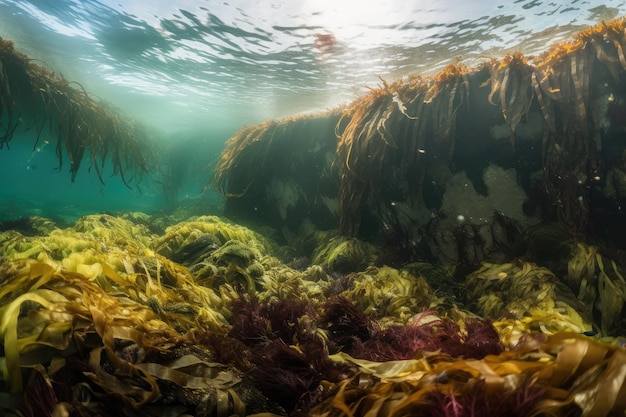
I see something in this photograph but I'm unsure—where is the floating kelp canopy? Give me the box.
[212,110,345,243]
[0,38,153,185]
[213,18,626,260]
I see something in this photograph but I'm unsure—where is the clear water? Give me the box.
[0,0,625,220]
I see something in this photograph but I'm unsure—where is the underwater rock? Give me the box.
[152,215,274,260]
[311,232,376,273]
[0,216,58,236]
[464,260,592,339]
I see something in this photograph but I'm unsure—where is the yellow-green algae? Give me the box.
[310,231,377,273]
[1,212,626,416]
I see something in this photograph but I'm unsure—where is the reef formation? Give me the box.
[0,213,625,417]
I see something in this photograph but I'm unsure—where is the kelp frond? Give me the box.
[312,333,626,417]
[212,17,626,238]
[488,52,534,147]
[334,63,469,235]
[0,38,153,184]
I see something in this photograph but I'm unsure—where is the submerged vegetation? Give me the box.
[3,15,626,417]
[0,213,625,416]
[214,18,626,255]
[0,38,153,185]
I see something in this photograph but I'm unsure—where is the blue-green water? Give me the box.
[0,0,625,220]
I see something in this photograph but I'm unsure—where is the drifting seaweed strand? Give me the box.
[427,64,468,157]
[536,44,596,233]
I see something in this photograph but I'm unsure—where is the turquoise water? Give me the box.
[0,0,625,220]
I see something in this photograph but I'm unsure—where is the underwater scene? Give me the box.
[3,0,626,416]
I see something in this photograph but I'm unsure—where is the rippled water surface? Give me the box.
[1,0,625,133]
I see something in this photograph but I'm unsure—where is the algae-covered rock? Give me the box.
[0,216,58,236]
[166,231,221,266]
[465,260,592,336]
[73,213,154,249]
[189,239,265,292]
[311,232,376,273]
[339,265,440,324]
[153,215,275,261]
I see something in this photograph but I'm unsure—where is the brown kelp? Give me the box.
[0,38,152,184]
[211,111,343,243]
[310,333,626,417]
[212,18,626,259]
[335,64,469,236]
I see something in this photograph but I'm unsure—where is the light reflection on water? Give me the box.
[0,0,624,132]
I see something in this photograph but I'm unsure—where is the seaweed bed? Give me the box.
[0,212,625,417]
[2,15,626,417]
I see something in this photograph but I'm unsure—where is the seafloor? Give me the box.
[0,210,624,417]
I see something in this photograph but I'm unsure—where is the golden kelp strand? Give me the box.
[488,53,534,148]
[0,291,53,392]
[312,333,626,417]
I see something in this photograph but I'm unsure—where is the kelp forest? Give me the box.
[0,38,153,185]
[2,17,626,417]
